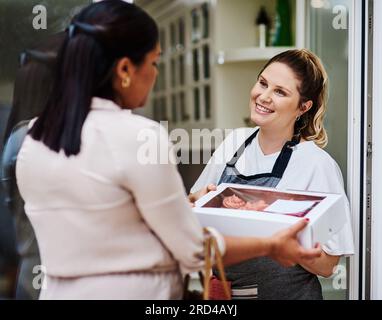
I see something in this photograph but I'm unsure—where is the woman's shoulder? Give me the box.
[292,141,346,193]
[296,141,341,172]
[98,110,164,134]
[118,114,171,151]
[90,98,161,132]
[130,113,163,132]
[298,140,333,158]
[87,110,170,156]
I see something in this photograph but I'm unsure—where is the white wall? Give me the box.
[214,61,264,130]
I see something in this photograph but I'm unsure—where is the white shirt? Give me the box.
[16,97,224,278]
[191,127,355,256]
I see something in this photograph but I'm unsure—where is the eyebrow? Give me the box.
[259,75,292,95]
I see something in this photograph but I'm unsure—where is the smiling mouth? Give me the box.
[255,103,274,114]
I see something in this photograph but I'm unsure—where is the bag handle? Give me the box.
[203,228,230,300]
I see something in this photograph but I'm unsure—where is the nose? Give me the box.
[258,89,272,104]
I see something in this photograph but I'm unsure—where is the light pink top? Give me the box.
[16,97,223,278]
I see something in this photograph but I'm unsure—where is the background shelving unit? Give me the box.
[216,46,297,64]
[212,0,305,130]
[136,0,306,145]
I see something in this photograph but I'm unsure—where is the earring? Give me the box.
[122,76,130,88]
[296,115,301,122]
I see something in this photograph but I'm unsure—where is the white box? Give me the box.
[193,183,347,249]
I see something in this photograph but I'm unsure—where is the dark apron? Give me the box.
[217,129,323,300]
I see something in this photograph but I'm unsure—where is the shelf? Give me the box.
[216,46,298,64]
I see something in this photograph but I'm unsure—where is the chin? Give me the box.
[250,113,265,126]
[251,109,275,126]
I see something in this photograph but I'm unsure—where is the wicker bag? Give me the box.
[183,229,231,300]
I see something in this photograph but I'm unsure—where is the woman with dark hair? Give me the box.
[1,32,65,299]
[15,1,320,300]
[190,49,354,299]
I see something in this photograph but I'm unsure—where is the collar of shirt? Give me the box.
[91,97,132,114]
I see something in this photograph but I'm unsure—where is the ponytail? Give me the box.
[29,26,113,156]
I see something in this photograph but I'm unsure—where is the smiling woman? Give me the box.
[252,49,329,153]
[190,49,355,300]
[251,63,305,153]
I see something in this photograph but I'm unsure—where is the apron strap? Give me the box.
[226,129,301,180]
[227,129,259,167]
[271,134,301,178]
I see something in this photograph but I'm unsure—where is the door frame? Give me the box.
[371,0,382,300]
[346,0,363,299]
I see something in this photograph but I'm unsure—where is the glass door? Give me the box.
[307,0,359,300]
[0,0,90,299]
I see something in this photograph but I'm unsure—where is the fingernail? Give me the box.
[305,218,310,222]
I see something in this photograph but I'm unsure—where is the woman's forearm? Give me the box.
[222,236,273,266]
[299,252,340,278]
[221,219,322,268]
